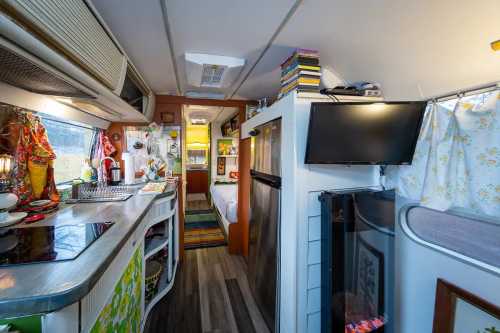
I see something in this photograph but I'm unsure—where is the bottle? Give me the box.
[109,162,121,186]
[80,159,93,182]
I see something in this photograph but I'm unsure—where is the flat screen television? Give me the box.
[305,101,427,165]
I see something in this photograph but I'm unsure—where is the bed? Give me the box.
[210,183,238,236]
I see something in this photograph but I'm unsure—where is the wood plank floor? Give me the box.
[144,246,270,333]
[186,193,211,212]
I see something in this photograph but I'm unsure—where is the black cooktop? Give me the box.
[0,222,114,267]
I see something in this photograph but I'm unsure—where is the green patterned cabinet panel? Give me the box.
[0,315,42,333]
[89,247,143,333]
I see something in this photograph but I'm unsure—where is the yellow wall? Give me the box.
[186,124,209,148]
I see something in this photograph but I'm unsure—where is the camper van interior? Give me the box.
[0,1,498,332]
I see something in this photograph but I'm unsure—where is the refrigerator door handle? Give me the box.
[251,170,281,188]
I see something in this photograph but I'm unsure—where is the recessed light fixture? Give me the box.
[491,40,500,51]
[55,97,73,104]
[191,118,207,125]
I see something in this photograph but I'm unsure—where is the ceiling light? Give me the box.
[491,40,500,51]
[187,105,210,110]
[191,118,207,125]
[185,91,225,100]
[55,97,73,104]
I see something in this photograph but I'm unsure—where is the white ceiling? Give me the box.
[93,0,500,101]
[91,0,178,94]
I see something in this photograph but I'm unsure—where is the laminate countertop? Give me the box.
[0,183,177,319]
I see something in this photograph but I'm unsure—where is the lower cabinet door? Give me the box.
[89,247,143,333]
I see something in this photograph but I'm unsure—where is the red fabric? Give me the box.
[11,113,56,204]
[95,131,116,182]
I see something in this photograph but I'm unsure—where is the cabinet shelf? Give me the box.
[143,259,178,321]
[144,235,169,260]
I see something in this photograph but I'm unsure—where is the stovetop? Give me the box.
[0,222,114,267]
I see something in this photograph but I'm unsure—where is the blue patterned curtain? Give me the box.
[391,90,500,217]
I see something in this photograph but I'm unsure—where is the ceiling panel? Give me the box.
[91,0,178,94]
[166,0,296,97]
[238,0,500,100]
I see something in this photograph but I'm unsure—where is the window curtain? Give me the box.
[391,90,500,217]
[90,129,116,182]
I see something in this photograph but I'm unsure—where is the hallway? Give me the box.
[144,246,270,333]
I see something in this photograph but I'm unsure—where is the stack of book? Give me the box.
[279,49,321,99]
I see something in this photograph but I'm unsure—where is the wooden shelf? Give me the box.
[218,155,238,158]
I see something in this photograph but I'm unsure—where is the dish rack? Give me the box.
[67,182,135,203]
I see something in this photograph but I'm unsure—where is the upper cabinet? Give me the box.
[0,0,154,122]
[1,0,126,91]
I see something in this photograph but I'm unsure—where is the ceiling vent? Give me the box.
[185,53,245,88]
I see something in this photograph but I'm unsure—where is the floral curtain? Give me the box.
[90,129,116,183]
[392,90,500,217]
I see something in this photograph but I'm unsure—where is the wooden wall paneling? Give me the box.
[186,170,209,194]
[231,105,251,256]
[105,122,147,176]
[154,103,182,125]
[177,179,185,261]
[155,95,250,108]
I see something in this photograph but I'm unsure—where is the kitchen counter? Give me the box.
[0,182,177,319]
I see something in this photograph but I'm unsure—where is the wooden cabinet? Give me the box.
[186,169,209,194]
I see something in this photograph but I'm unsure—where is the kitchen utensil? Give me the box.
[0,193,18,212]
[56,184,72,202]
[23,214,45,224]
[0,212,27,228]
[29,200,51,207]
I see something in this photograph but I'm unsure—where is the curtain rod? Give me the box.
[429,82,499,102]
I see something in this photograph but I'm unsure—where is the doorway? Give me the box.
[183,105,226,249]
[185,122,210,212]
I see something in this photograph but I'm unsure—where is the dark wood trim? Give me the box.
[433,278,500,333]
[177,179,185,261]
[156,95,253,108]
[234,106,251,257]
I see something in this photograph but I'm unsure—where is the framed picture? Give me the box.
[354,235,385,319]
[160,111,175,124]
[217,139,233,155]
[433,279,500,333]
[217,157,226,176]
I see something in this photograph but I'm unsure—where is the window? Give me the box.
[41,117,95,184]
[188,149,207,165]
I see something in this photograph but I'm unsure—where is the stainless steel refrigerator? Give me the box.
[248,118,281,332]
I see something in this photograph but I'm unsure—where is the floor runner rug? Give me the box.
[184,213,226,249]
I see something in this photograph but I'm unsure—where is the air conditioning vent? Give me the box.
[201,64,226,87]
[2,0,126,90]
[185,53,245,89]
[0,42,93,98]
